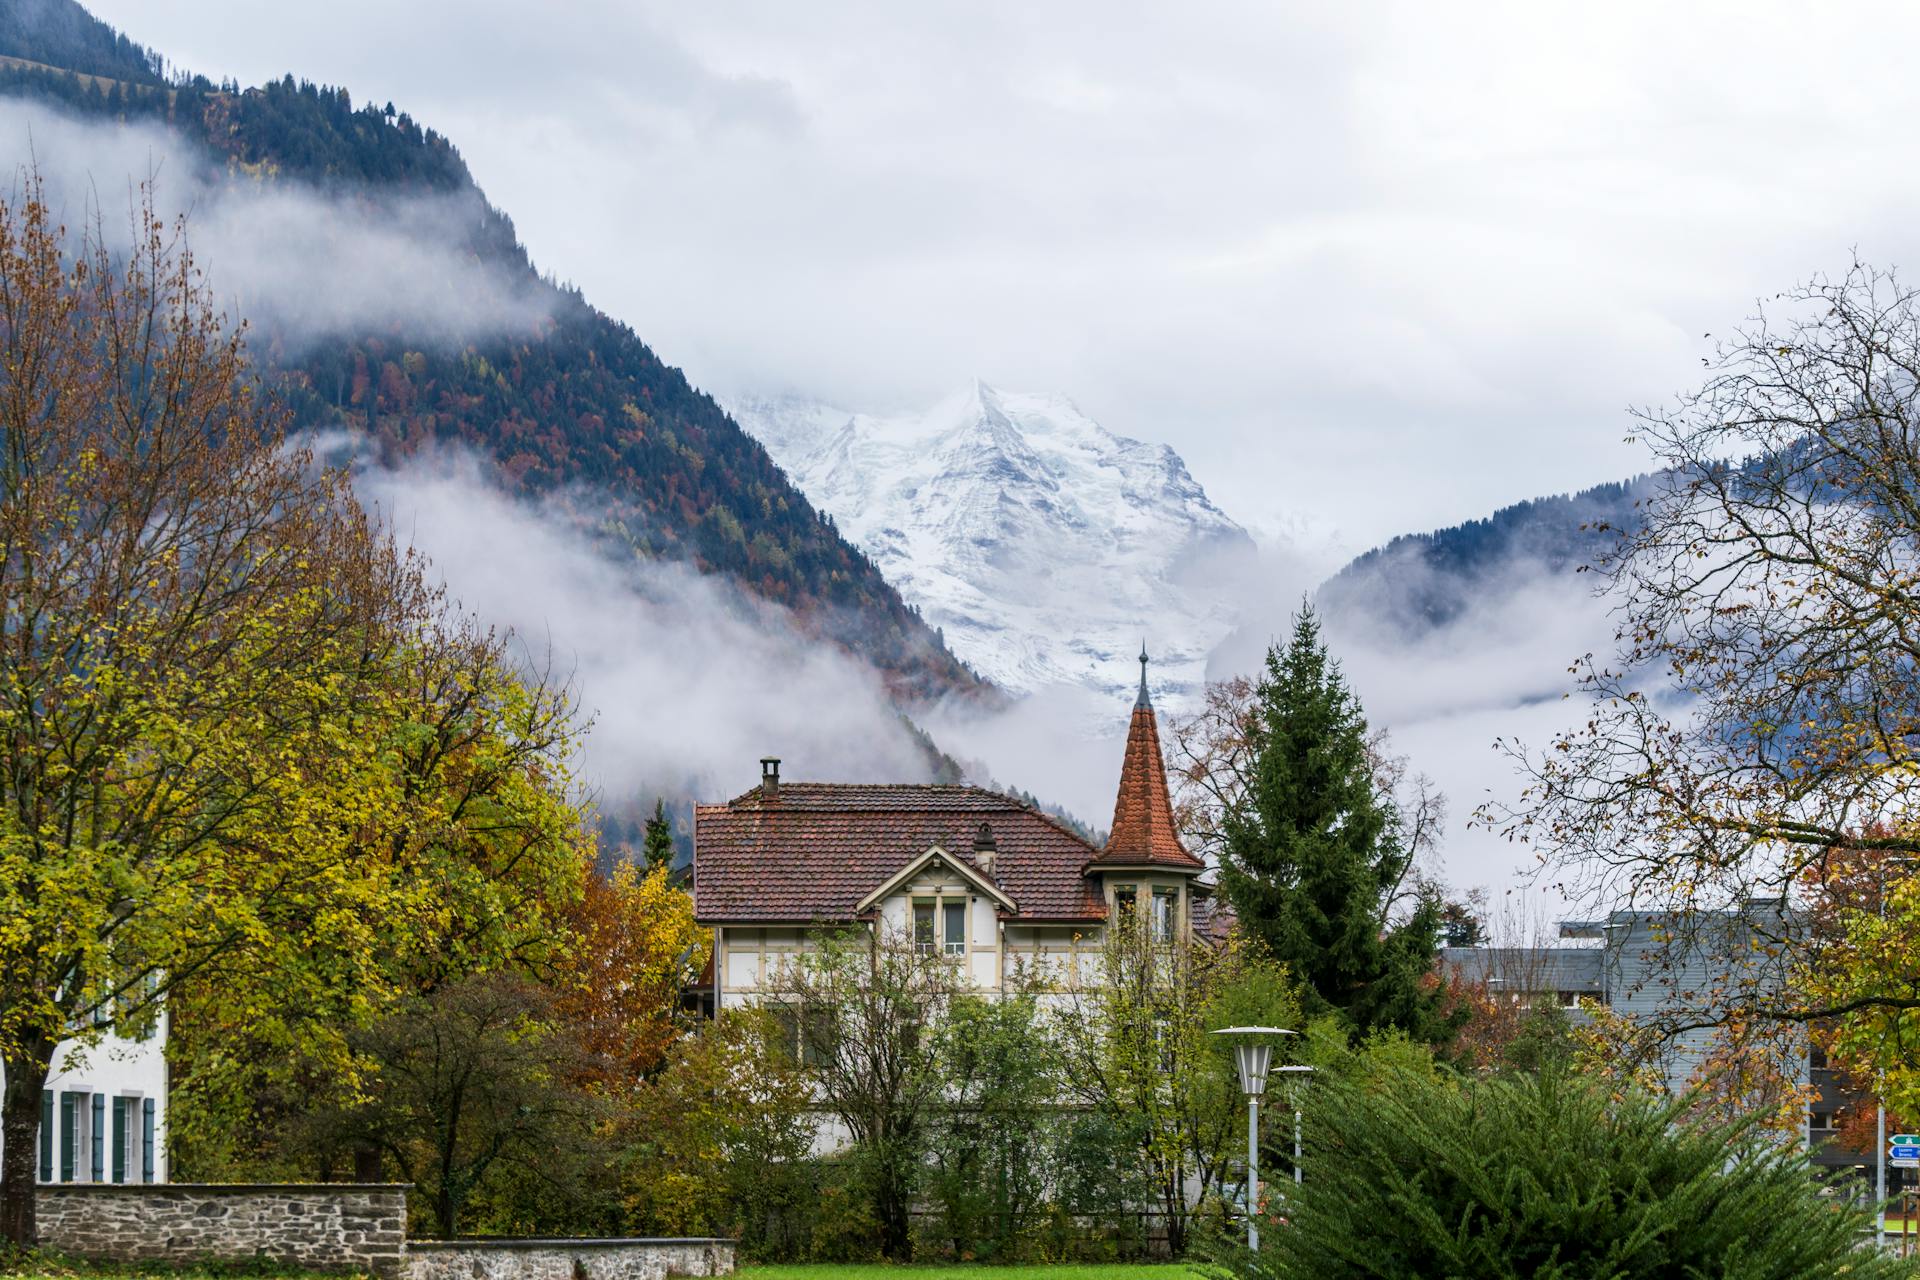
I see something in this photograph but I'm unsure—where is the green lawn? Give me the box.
[737,1267,1203,1279]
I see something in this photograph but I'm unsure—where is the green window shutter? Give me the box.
[59,1093,77,1182]
[141,1098,155,1183]
[38,1091,52,1182]
[90,1093,103,1182]
[111,1097,128,1183]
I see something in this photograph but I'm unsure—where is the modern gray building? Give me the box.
[1446,906,1881,1192]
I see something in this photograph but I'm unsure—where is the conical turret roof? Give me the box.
[1091,646,1205,872]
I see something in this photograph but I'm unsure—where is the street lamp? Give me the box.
[1212,1026,1296,1251]
[1273,1065,1315,1186]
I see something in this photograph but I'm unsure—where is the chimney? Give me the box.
[760,757,780,803]
[972,822,997,878]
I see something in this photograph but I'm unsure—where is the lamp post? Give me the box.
[1273,1065,1315,1185]
[1212,1026,1296,1251]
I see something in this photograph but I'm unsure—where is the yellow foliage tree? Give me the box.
[0,173,588,1242]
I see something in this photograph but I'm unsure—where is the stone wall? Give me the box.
[36,1184,408,1276]
[406,1238,735,1280]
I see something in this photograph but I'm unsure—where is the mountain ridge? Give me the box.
[1316,473,1655,637]
[732,381,1255,714]
[0,1,985,705]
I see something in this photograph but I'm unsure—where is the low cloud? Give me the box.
[350,452,931,813]
[934,545,1620,907]
[0,97,549,349]
[1324,555,1618,909]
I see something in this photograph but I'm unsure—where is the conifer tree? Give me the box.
[1219,1065,1900,1279]
[641,797,675,874]
[1218,606,1452,1041]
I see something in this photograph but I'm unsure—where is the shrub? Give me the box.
[1210,1064,1904,1279]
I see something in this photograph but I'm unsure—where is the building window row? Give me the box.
[37,1090,154,1184]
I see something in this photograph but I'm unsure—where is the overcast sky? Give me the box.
[80,0,1920,558]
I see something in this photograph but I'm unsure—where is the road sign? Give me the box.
[1894,1145,1920,1160]
[1896,1134,1920,1146]
[1894,1158,1920,1169]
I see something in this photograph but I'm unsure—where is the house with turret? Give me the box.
[692,651,1211,1012]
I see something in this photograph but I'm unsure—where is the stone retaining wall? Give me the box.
[405,1238,735,1280]
[36,1184,409,1276]
[33,1186,735,1279]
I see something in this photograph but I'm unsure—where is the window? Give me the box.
[913,896,966,958]
[943,901,966,957]
[1810,1110,1837,1132]
[1115,886,1137,918]
[1557,990,1586,1010]
[1151,889,1177,944]
[771,1003,835,1068]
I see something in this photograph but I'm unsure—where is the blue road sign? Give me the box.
[1891,1144,1920,1160]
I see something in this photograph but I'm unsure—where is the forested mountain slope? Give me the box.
[0,0,166,84]
[1318,475,1654,636]
[0,2,985,703]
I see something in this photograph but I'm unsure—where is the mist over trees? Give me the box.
[0,14,983,705]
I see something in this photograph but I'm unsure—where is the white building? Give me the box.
[1,1017,168,1186]
[692,651,1212,1014]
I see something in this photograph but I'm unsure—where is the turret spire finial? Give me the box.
[1135,640,1152,710]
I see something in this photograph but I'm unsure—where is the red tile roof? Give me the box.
[1091,695,1205,872]
[694,784,1108,924]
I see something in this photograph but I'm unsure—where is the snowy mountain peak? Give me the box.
[729,385,1256,716]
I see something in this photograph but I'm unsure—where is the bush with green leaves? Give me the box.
[1214,1063,1903,1280]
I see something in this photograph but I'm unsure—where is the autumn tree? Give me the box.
[1486,263,1920,1049]
[623,1009,817,1257]
[763,927,960,1261]
[1795,843,1920,1143]
[546,858,706,1092]
[1055,926,1300,1257]
[164,632,594,1183]
[346,974,596,1239]
[0,176,587,1241]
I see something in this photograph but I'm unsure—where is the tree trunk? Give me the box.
[876,1151,913,1261]
[1,1035,54,1247]
[352,1144,384,1183]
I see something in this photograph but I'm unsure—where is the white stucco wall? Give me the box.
[0,1015,169,1184]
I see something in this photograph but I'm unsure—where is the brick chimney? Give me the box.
[760,757,780,803]
[972,821,997,878]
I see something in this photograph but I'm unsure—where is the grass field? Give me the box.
[737,1267,1205,1279]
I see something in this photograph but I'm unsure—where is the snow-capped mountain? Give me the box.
[729,381,1255,715]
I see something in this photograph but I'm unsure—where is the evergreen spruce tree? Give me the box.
[1218,605,1453,1041]
[640,797,675,874]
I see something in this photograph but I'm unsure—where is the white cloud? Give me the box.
[0,98,549,348]
[80,1,1920,554]
[42,1,1907,901]
[351,451,931,810]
